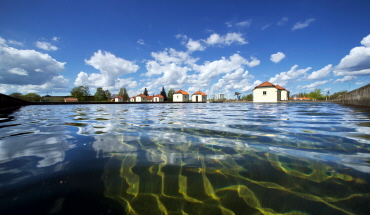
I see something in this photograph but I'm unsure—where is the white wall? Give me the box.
[281,90,289,100]
[173,94,189,102]
[192,95,207,102]
[154,97,164,102]
[136,96,146,102]
[253,87,278,102]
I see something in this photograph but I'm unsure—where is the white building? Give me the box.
[130,96,136,102]
[173,90,189,102]
[135,94,147,102]
[146,95,154,102]
[192,91,207,102]
[153,94,164,102]
[276,85,290,100]
[253,81,289,102]
[114,96,123,102]
[218,93,224,100]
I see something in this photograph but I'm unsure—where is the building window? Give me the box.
[263,91,267,95]
[177,96,179,98]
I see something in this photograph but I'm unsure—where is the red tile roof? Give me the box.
[296,97,311,100]
[276,85,290,92]
[116,96,123,99]
[174,90,189,95]
[275,85,285,90]
[255,81,276,88]
[155,94,164,98]
[64,98,78,102]
[193,91,207,96]
[137,94,147,97]
[146,96,154,100]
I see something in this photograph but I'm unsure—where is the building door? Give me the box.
[196,96,198,102]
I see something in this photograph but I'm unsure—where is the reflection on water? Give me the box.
[1,103,370,214]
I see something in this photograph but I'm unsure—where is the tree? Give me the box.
[118,88,124,97]
[160,86,168,101]
[167,88,174,102]
[331,90,347,99]
[23,93,41,102]
[241,94,253,101]
[94,87,107,101]
[123,88,129,101]
[309,89,323,101]
[118,87,129,101]
[105,90,112,100]
[143,88,149,96]
[9,92,23,99]
[298,92,309,98]
[71,86,90,101]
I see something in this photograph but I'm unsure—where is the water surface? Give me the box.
[1,102,370,214]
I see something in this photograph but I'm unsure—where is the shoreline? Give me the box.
[1,100,369,110]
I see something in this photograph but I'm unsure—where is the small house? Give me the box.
[114,96,123,102]
[146,95,155,102]
[173,90,189,102]
[192,91,207,102]
[153,94,164,102]
[135,94,147,102]
[276,85,290,101]
[130,96,136,102]
[253,81,284,103]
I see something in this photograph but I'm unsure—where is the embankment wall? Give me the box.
[0,93,31,109]
[332,83,370,107]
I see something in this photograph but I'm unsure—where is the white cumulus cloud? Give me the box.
[334,75,357,83]
[269,65,312,86]
[17,75,69,93]
[211,68,256,93]
[177,33,248,52]
[205,33,248,46]
[82,50,139,86]
[334,34,370,76]
[297,80,329,90]
[186,39,205,52]
[292,18,315,30]
[8,40,23,46]
[247,57,260,67]
[307,64,332,80]
[270,52,286,63]
[8,68,28,76]
[36,41,58,51]
[0,38,66,85]
[74,71,138,92]
[191,54,257,87]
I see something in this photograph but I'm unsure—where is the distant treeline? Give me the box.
[8,88,349,102]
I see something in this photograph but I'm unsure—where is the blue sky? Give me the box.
[1,0,370,98]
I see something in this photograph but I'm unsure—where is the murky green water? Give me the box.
[1,103,370,214]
